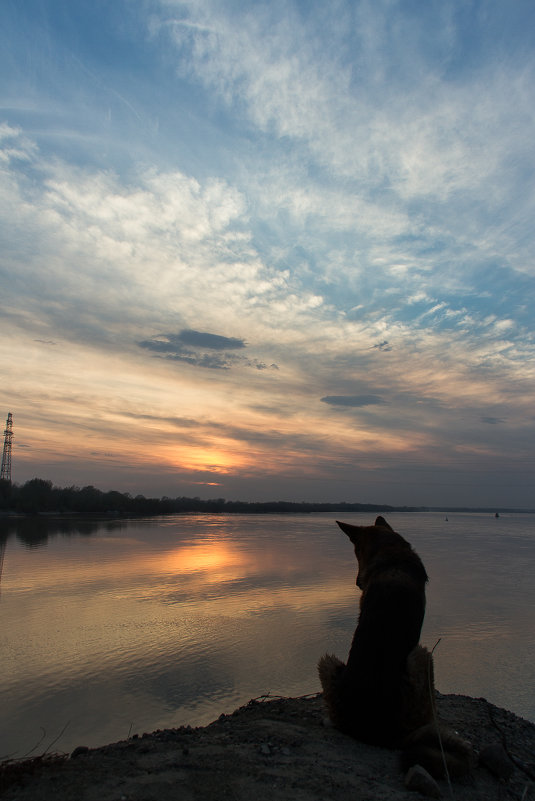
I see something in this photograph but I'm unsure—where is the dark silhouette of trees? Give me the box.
[0,478,530,517]
[17,478,54,513]
[0,478,12,506]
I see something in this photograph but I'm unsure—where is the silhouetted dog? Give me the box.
[318,516,473,779]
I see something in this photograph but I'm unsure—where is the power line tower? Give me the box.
[1,413,13,483]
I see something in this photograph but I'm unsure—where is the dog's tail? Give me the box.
[317,653,346,729]
[401,723,474,779]
[318,652,345,685]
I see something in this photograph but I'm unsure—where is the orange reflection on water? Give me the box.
[157,542,250,581]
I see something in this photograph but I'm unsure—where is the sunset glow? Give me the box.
[163,444,250,476]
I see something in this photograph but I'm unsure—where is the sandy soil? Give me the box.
[1,692,534,800]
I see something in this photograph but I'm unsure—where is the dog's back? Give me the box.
[319,517,428,744]
[318,516,473,778]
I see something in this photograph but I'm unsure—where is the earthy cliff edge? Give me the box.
[1,692,534,800]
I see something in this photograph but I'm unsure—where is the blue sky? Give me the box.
[1,0,534,507]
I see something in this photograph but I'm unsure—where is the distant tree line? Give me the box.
[0,477,427,516]
[1,478,526,517]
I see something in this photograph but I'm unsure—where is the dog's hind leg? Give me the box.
[401,646,475,778]
[401,645,436,732]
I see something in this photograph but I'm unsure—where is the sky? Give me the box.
[1,0,534,508]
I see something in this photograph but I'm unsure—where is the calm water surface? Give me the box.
[1,512,534,757]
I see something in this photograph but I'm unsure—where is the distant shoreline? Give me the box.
[1,478,534,517]
[1,505,534,520]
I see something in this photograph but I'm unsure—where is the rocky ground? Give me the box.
[1,692,534,801]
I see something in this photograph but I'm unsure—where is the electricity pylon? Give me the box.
[1,412,13,483]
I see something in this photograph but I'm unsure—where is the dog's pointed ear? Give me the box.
[336,520,363,543]
[374,515,393,530]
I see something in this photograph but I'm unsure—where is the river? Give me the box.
[1,511,533,757]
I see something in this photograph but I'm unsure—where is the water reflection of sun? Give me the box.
[159,544,249,577]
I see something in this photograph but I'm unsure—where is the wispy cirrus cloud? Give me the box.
[152,0,535,329]
[156,1,535,199]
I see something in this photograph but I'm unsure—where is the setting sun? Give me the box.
[162,443,250,475]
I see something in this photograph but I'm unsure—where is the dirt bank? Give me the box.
[1,692,534,800]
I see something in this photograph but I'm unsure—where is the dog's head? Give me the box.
[336,516,408,589]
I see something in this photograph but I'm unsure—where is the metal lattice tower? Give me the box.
[1,413,13,483]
